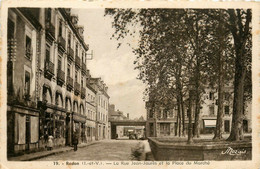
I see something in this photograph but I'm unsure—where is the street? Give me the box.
[36,140,149,161]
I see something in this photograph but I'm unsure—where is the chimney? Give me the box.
[127,113,129,119]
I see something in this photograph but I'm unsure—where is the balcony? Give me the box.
[45,21,55,42]
[57,69,65,86]
[81,86,86,99]
[66,76,73,91]
[74,82,80,95]
[44,60,54,79]
[67,47,74,62]
[58,36,66,53]
[75,56,81,69]
[81,62,87,75]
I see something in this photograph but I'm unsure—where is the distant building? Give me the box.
[86,75,97,142]
[145,85,252,137]
[90,78,110,140]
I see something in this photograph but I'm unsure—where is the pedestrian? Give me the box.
[47,135,54,151]
[73,132,78,151]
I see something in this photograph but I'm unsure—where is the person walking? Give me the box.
[73,132,78,151]
[47,135,54,151]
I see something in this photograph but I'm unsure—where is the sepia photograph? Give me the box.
[1,1,259,168]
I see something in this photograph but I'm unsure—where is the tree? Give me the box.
[226,9,252,141]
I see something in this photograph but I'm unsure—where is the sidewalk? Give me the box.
[8,141,99,161]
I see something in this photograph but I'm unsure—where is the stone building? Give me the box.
[90,78,110,140]
[86,74,97,142]
[7,8,111,156]
[36,8,89,148]
[145,85,252,138]
[7,8,42,156]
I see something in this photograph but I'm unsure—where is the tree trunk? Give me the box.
[181,92,186,137]
[227,57,246,141]
[226,9,251,141]
[187,90,194,144]
[213,19,225,140]
[177,96,182,137]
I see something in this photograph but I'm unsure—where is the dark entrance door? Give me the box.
[25,115,30,151]
[224,120,230,133]
[111,125,117,139]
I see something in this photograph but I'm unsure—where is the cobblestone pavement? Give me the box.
[36,140,148,161]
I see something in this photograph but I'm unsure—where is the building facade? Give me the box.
[90,78,110,140]
[7,8,42,156]
[7,8,110,157]
[145,85,252,138]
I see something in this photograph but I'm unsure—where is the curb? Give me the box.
[9,142,98,161]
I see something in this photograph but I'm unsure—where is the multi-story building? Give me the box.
[36,8,89,148]
[200,86,252,134]
[7,8,111,157]
[145,85,252,138]
[90,78,110,140]
[7,8,42,156]
[86,73,97,142]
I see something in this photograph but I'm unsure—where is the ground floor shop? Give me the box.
[7,105,40,156]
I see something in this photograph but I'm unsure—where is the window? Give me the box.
[224,92,229,101]
[75,71,78,82]
[81,76,83,86]
[67,64,70,77]
[25,35,32,59]
[59,20,62,37]
[209,106,214,115]
[225,106,229,115]
[76,43,78,56]
[163,109,168,118]
[24,71,30,96]
[169,110,174,118]
[8,19,15,39]
[68,32,71,48]
[149,109,154,118]
[209,92,214,100]
[58,58,62,70]
[45,45,50,62]
[46,8,52,21]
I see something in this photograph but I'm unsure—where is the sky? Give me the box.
[72,8,146,119]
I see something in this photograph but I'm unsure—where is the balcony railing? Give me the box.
[66,76,73,91]
[44,60,54,78]
[81,62,87,75]
[45,21,55,41]
[57,69,65,86]
[74,82,80,95]
[58,36,66,52]
[81,86,86,99]
[75,56,81,69]
[67,47,74,62]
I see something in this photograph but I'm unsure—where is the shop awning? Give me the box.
[204,120,216,128]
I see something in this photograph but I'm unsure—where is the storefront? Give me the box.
[72,112,86,144]
[86,120,96,142]
[7,105,39,156]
